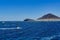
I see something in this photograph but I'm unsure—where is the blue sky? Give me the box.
[0,0,60,21]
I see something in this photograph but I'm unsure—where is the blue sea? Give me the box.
[0,21,60,40]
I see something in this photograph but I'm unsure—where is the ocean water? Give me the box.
[0,21,60,40]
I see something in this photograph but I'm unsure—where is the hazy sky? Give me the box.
[0,0,60,21]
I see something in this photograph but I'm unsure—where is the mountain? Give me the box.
[23,13,60,21]
[37,13,60,20]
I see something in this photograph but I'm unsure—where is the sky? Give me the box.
[0,0,60,21]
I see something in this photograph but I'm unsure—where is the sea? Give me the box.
[0,21,60,40]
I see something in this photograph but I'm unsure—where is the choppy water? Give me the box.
[0,21,60,40]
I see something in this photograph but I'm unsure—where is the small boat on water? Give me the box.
[0,27,22,30]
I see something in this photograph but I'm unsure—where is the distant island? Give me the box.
[24,13,60,21]
[24,19,35,21]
